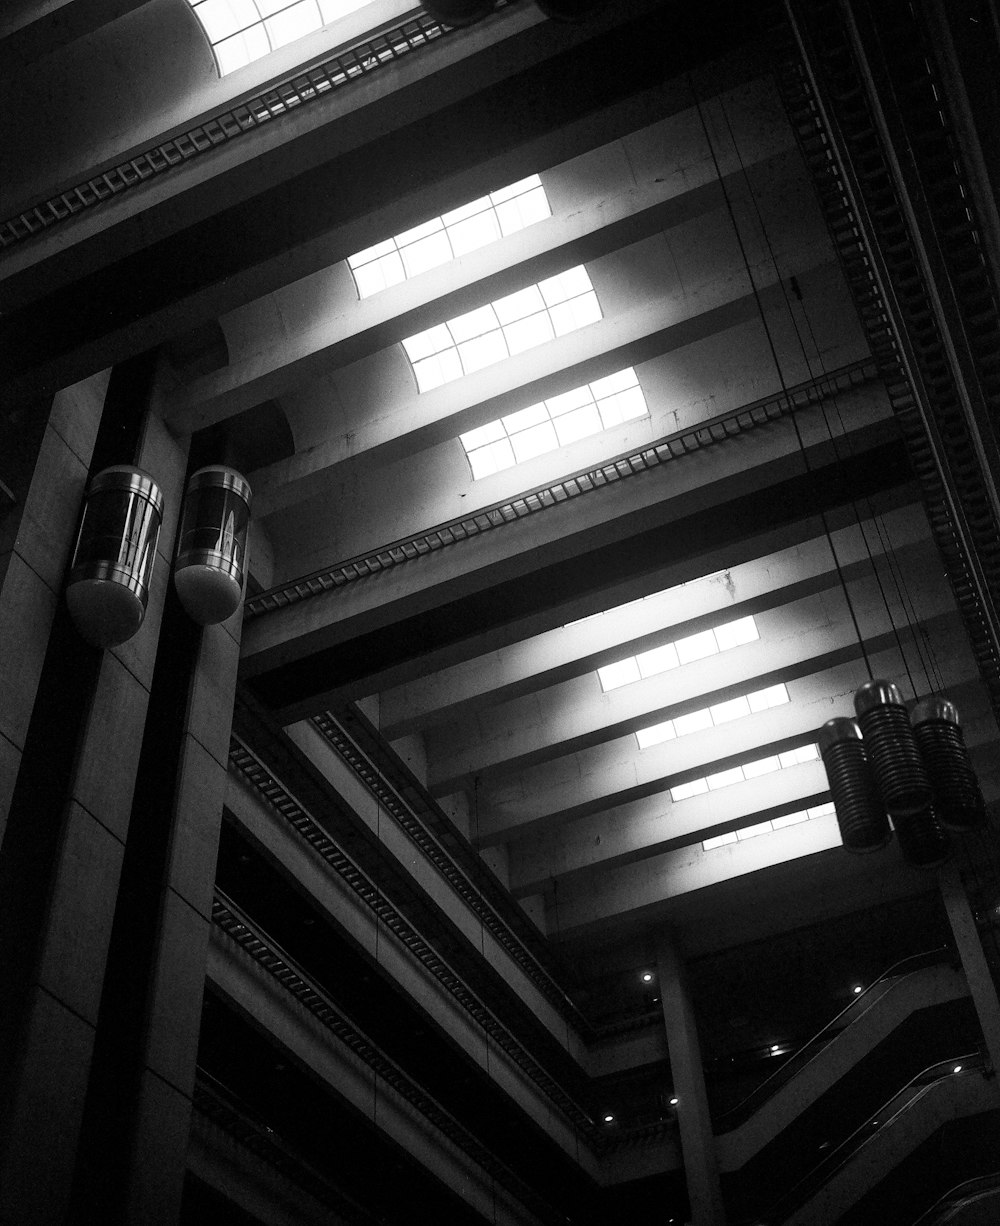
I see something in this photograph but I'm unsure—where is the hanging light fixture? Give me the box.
[818,717,891,852]
[853,679,932,816]
[173,466,252,625]
[891,804,951,869]
[911,697,986,832]
[66,466,163,648]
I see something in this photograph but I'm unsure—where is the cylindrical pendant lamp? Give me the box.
[893,805,951,869]
[66,466,163,648]
[173,466,252,626]
[819,717,891,852]
[911,697,985,832]
[854,679,931,816]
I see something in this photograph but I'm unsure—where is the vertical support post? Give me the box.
[0,360,175,1226]
[940,861,1000,1075]
[658,940,727,1226]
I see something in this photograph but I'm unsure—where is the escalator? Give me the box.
[712,951,986,1222]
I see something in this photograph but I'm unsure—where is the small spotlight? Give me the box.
[953,1064,963,1074]
[642,971,654,982]
[669,1096,679,1106]
[771,1044,781,1053]
[853,985,863,995]
[603,1113,615,1123]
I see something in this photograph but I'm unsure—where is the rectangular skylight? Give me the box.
[459,368,647,479]
[702,798,835,850]
[191,0,374,76]
[402,266,601,393]
[636,683,789,750]
[349,176,551,298]
[670,742,819,804]
[598,615,759,693]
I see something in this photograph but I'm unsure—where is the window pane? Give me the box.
[636,720,675,749]
[215,31,253,73]
[553,404,602,445]
[598,658,641,691]
[502,404,548,435]
[448,304,498,343]
[590,368,637,398]
[772,811,809,829]
[402,324,451,362]
[748,683,789,712]
[671,778,709,801]
[807,801,836,819]
[490,174,543,204]
[266,0,321,49]
[448,212,501,256]
[511,421,558,463]
[493,284,546,325]
[703,831,739,850]
[197,0,259,42]
[458,330,508,374]
[546,385,593,417]
[674,709,714,737]
[738,820,774,840]
[395,217,445,246]
[598,386,648,428]
[550,292,601,335]
[710,695,751,724]
[742,755,780,778]
[504,312,553,354]
[539,265,592,305]
[401,231,453,277]
[442,196,492,225]
[349,237,398,266]
[676,629,719,664]
[468,438,515,480]
[460,420,507,451]
[708,766,746,790]
[714,616,759,650]
[636,642,679,677]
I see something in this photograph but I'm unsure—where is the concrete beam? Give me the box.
[380,503,931,739]
[241,405,904,716]
[425,552,952,793]
[506,676,998,898]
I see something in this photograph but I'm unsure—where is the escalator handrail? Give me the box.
[715,945,955,1132]
[754,1051,985,1225]
[909,1169,1000,1225]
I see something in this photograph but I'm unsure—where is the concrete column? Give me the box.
[657,940,727,1226]
[940,861,1000,1076]
[66,421,246,1225]
[0,365,181,1226]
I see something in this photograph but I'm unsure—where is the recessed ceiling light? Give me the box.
[853,985,863,995]
[669,1096,678,1105]
[771,1044,781,1052]
[603,1113,614,1123]
[953,1064,963,1074]
[642,971,653,982]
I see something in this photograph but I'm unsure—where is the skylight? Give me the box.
[636,683,789,750]
[702,801,835,850]
[349,177,551,298]
[597,616,759,693]
[459,368,647,480]
[401,267,601,393]
[188,0,373,76]
[670,744,820,804]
